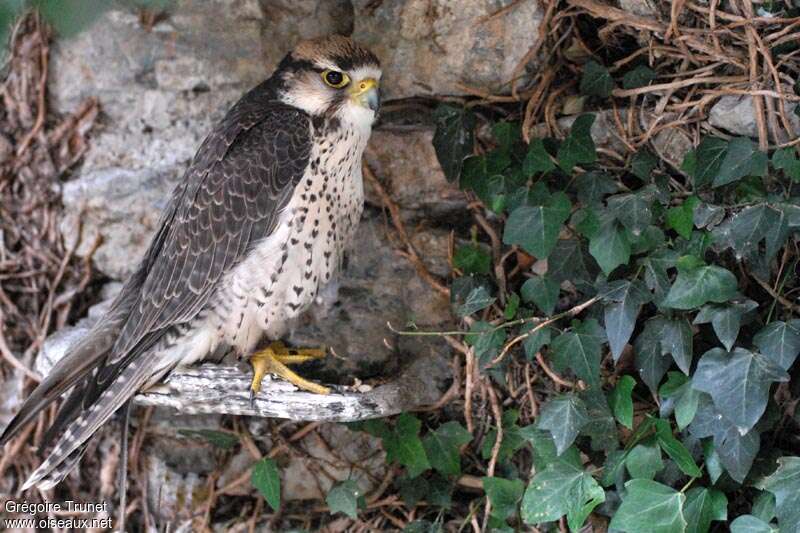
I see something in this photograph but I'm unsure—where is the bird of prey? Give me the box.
[0,35,381,490]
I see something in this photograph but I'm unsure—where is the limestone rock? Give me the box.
[365,126,465,215]
[709,95,800,142]
[353,0,543,99]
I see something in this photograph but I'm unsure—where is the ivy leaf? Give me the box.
[589,220,631,275]
[771,146,800,181]
[691,137,728,189]
[662,264,738,310]
[455,285,495,317]
[580,60,614,97]
[609,375,636,429]
[520,275,559,315]
[453,244,491,275]
[522,323,553,359]
[548,238,594,287]
[635,317,674,392]
[751,491,776,524]
[694,300,758,351]
[667,196,701,239]
[623,65,656,90]
[523,138,555,176]
[753,320,800,370]
[558,114,597,173]
[550,319,606,389]
[521,461,604,530]
[503,192,572,258]
[481,410,529,462]
[756,456,800,529]
[608,192,653,236]
[483,477,525,522]
[684,487,728,533]
[432,104,475,182]
[604,279,652,361]
[580,388,620,452]
[466,321,506,370]
[640,248,679,303]
[383,413,431,478]
[326,480,365,519]
[713,137,767,188]
[653,418,702,478]
[660,372,700,430]
[177,429,239,449]
[660,317,694,374]
[251,458,281,511]
[631,149,659,180]
[536,394,590,455]
[712,204,787,261]
[576,171,618,205]
[609,479,686,533]
[692,347,789,433]
[422,421,472,477]
[730,515,778,533]
[626,442,664,480]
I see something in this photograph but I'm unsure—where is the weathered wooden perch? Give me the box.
[134,356,445,422]
[37,324,448,423]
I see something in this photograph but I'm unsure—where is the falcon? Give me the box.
[0,35,381,489]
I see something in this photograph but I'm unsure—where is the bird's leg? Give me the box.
[249,341,329,403]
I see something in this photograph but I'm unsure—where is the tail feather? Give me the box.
[22,355,156,490]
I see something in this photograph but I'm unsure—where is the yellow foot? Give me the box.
[249,341,329,403]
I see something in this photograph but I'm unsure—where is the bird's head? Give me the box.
[274,35,381,131]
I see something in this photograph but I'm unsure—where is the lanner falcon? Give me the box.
[0,35,381,489]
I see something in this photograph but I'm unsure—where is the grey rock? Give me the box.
[60,167,180,280]
[709,95,800,142]
[365,125,465,215]
[353,0,544,99]
[618,0,657,17]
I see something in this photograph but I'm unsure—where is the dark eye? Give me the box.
[322,70,349,88]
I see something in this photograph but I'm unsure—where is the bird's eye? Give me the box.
[322,70,349,88]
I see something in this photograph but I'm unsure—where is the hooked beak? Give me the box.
[349,77,380,113]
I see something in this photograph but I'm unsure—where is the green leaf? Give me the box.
[589,220,631,275]
[548,238,594,287]
[326,480,365,519]
[520,275,559,315]
[623,65,656,89]
[383,413,431,478]
[635,318,674,392]
[466,321,506,369]
[694,300,758,351]
[753,320,800,370]
[604,280,652,361]
[684,487,728,533]
[456,285,495,317]
[608,192,653,236]
[422,421,472,477]
[691,137,728,188]
[712,204,788,261]
[730,515,778,533]
[550,319,606,388]
[536,394,590,455]
[631,149,659,180]
[580,388,620,452]
[713,137,767,188]
[492,121,520,150]
[453,244,491,275]
[662,264,738,310]
[751,491,776,524]
[610,375,636,429]
[692,347,789,433]
[756,456,800,529]
[610,479,686,533]
[667,196,701,239]
[432,105,475,182]
[503,192,572,258]
[481,410,529,463]
[177,429,239,449]
[772,146,800,181]
[702,440,724,484]
[580,60,614,97]
[653,418,702,478]
[641,248,679,303]
[483,477,525,521]
[626,442,664,480]
[576,171,618,205]
[521,461,604,529]
[251,458,281,511]
[504,292,520,319]
[660,372,700,430]
[522,323,553,359]
[558,114,597,173]
[523,138,555,176]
